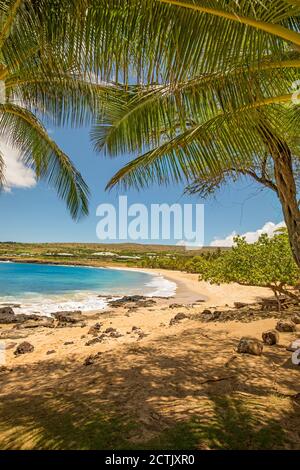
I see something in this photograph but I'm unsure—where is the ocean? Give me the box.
[0,262,176,315]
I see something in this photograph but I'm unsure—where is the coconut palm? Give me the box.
[90,0,300,265]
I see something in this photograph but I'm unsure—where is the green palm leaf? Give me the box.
[0,103,89,219]
[105,98,296,191]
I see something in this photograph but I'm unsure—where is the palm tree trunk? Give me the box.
[263,131,300,267]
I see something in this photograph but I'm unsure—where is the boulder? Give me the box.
[291,314,300,325]
[46,350,56,355]
[84,352,102,366]
[104,327,116,334]
[109,330,123,338]
[237,337,263,356]
[0,307,16,324]
[169,315,185,326]
[174,312,188,321]
[14,341,34,356]
[276,320,296,333]
[88,323,102,336]
[202,309,212,315]
[137,331,147,340]
[104,327,122,338]
[262,330,279,345]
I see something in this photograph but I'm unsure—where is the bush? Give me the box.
[197,232,300,300]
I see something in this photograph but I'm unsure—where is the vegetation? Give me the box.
[88,1,300,268]
[197,231,300,302]
[0,0,122,219]
[0,241,223,268]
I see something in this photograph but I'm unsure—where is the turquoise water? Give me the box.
[0,262,176,315]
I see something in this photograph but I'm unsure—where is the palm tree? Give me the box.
[90,0,300,265]
[0,0,121,219]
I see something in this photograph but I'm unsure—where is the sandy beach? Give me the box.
[0,268,299,449]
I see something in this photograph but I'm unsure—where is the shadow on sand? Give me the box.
[0,325,299,449]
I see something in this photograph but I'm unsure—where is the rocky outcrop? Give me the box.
[0,307,54,326]
[234,302,249,309]
[192,304,300,324]
[85,336,104,346]
[237,337,263,356]
[130,326,147,340]
[104,327,123,338]
[0,307,16,323]
[108,295,156,309]
[51,310,83,324]
[14,318,55,329]
[88,323,102,336]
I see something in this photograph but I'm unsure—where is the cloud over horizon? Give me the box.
[210,221,286,247]
[0,139,36,192]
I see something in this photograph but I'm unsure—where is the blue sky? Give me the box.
[0,125,284,246]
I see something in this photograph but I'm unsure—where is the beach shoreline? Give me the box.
[1,264,299,449]
[0,261,274,314]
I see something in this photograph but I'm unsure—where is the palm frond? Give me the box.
[93,56,300,156]
[0,103,89,219]
[84,0,300,82]
[5,72,121,127]
[158,0,300,45]
[105,99,297,191]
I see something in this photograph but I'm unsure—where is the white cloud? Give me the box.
[0,138,36,191]
[210,221,286,247]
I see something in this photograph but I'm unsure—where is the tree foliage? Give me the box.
[197,232,300,298]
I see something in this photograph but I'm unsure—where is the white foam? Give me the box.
[108,267,177,297]
[9,292,111,317]
[145,275,177,297]
[0,267,177,316]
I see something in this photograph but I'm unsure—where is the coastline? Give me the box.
[0,259,273,314]
[0,259,273,312]
[128,267,273,308]
[1,263,299,449]
[0,262,177,315]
